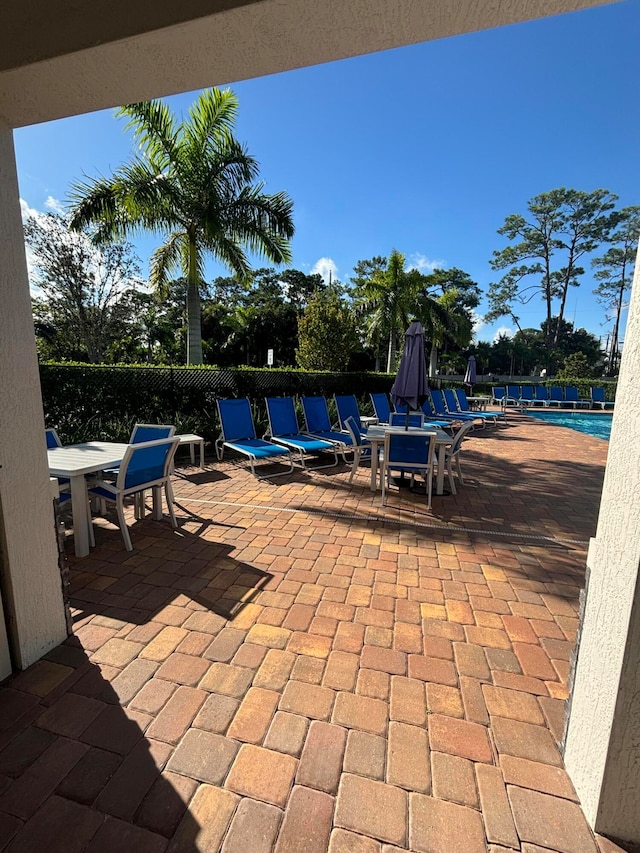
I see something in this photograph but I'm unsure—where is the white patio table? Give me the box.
[48,441,129,558]
[364,424,453,496]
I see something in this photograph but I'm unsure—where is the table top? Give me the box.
[467,396,491,401]
[177,433,204,443]
[47,441,130,477]
[365,425,451,443]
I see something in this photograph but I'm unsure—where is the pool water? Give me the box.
[526,409,613,440]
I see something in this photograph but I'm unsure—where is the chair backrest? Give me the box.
[455,389,471,411]
[535,386,548,401]
[265,397,300,437]
[384,431,435,469]
[492,387,506,401]
[46,428,62,449]
[217,398,257,442]
[117,438,179,490]
[370,392,391,423]
[549,386,564,402]
[390,413,424,428]
[344,416,365,448]
[130,423,176,443]
[421,397,436,416]
[591,387,605,403]
[450,420,475,456]
[301,396,332,433]
[430,390,448,414]
[335,395,362,431]
[506,385,520,399]
[443,389,461,413]
[565,386,579,402]
[520,386,534,401]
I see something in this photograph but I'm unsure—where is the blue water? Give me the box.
[526,409,612,440]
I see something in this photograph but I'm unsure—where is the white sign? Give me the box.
[267,349,274,366]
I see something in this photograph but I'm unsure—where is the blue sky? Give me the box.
[15,0,640,346]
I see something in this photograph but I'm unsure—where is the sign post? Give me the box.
[267,349,274,367]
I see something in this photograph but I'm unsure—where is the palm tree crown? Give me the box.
[69,88,295,364]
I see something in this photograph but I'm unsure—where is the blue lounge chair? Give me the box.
[492,387,518,407]
[454,389,502,424]
[265,397,338,469]
[519,386,535,406]
[300,396,352,461]
[216,398,294,478]
[591,387,614,410]
[370,392,391,424]
[443,389,490,429]
[565,387,590,409]
[547,387,564,408]
[533,386,548,406]
[420,398,456,429]
[430,390,477,424]
[335,395,367,439]
[506,385,521,404]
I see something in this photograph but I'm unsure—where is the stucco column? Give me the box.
[0,119,68,669]
[563,240,640,846]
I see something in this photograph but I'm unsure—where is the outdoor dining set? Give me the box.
[47,323,504,556]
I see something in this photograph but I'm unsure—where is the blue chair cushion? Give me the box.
[225,439,291,459]
[276,435,335,453]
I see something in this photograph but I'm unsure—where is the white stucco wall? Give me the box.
[0,121,68,668]
[0,0,613,128]
[563,241,640,841]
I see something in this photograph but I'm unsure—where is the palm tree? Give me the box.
[68,88,295,364]
[417,288,473,378]
[356,250,422,372]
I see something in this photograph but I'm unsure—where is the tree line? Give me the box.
[25,87,640,378]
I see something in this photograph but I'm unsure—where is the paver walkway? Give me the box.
[0,414,628,852]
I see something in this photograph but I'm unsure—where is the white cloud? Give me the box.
[311,257,338,284]
[44,195,64,215]
[493,325,516,343]
[406,253,445,274]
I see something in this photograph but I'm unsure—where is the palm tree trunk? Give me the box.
[186,237,203,365]
[386,330,395,373]
[429,345,438,379]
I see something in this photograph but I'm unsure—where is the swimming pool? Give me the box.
[526,409,612,440]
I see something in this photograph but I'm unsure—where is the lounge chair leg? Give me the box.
[456,457,464,485]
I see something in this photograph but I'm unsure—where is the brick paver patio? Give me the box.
[0,413,627,852]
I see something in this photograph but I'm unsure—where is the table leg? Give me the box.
[370,441,379,491]
[152,486,162,520]
[189,443,195,465]
[70,474,90,557]
[199,440,205,469]
[436,445,446,495]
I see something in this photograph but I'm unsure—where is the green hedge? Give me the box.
[39,363,397,445]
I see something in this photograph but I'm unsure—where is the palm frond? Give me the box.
[117,100,178,168]
[149,231,188,297]
[201,233,251,281]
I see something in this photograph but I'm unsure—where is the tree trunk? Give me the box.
[429,345,438,379]
[386,329,396,373]
[611,257,628,376]
[186,237,203,365]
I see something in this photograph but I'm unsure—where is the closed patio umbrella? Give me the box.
[464,355,477,388]
[391,321,429,430]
